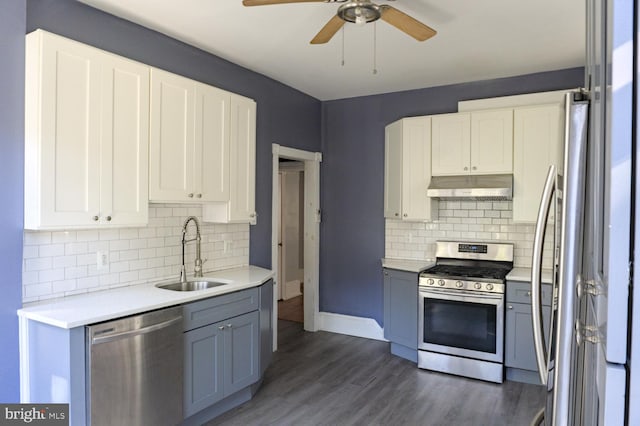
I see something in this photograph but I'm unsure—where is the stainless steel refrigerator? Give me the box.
[529,0,637,423]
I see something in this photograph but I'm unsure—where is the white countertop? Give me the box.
[507,267,554,284]
[18,266,274,329]
[382,258,435,273]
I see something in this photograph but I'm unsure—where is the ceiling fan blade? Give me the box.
[379,5,437,41]
[243,0,324,6]
[310,15,345,44]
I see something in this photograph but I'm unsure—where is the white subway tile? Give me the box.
[65,266,88,279]
[24,232,52,245]
[25,282,52,298]
[25,257,52,271]
[52,279,77,293]
[75,230,99,242]
[65,242,88,255]
[39,268,65,282]
[40,244,65,257]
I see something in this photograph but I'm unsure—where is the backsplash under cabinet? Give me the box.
[22,203,249,303]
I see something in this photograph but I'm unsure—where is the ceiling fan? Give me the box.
[242,0,437,45]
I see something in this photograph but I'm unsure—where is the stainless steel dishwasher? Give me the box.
[86,305,183,426]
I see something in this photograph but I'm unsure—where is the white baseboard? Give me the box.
[317,312,387,341]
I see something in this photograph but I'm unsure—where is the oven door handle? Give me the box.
[531,164,557,385]
[419,288,503,303]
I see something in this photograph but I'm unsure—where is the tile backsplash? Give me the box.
[385,200,554,269]
[22,204,249,303]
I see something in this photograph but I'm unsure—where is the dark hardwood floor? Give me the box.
[209,320,545,425]
[278,296,303,323]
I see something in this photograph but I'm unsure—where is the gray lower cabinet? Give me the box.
[504,280,552,384]
[383,268,418,362]
[183,288,262,418]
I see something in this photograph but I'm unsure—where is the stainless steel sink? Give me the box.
[156,280,228,291]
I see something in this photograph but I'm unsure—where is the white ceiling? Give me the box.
[78,0,585,101]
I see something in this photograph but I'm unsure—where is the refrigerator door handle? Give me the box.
[531,164,557,385]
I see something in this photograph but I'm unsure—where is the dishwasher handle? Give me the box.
[91,316,182,345]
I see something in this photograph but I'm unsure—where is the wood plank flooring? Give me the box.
[209,320,546,425]
[278,296,303,323]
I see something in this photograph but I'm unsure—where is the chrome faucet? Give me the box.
[180,216,204,283]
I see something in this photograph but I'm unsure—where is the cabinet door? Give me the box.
[384,120,403,219]
[470,109,513,174]
[431,113,471,175]
[184,322,225,417]
[149,68,195,202]
[513,105,563,222]
[224,311,260,396]
[383,269,418,349]
[99,55,149,226]
[25,31,102,228]
[228,95,257,223]
[195,83,230,202]
[402,117,436,221]
[504,302,551,371]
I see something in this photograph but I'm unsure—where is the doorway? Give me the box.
[278,160,304,323]
[271,144,321,350]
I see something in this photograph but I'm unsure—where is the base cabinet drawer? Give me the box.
[183,287,259,331]
[183,310,260,418]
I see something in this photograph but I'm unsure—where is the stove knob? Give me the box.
[486,283,494,291]
[427,279,434,286]
[438,279,446,287]
[474,282,482,290]
[455,281,463,288]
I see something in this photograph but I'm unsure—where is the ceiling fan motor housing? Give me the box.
[338,1,381,24]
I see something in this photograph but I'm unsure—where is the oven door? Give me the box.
[418,286,504,363]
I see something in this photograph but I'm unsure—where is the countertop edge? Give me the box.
[507,267,554,284]
[18,266,274,329]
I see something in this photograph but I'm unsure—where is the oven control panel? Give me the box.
[419,276,505,294]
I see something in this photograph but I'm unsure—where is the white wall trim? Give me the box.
[272,143,322,349]
[19,315,30,402]
[317,312,387,342]
[457,89,573,111]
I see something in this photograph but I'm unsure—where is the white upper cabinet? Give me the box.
[24,30,149,230]
[203,95,257,224]
[431,109,513,176]
[513,104,563,223]
[384,117,438,221]
[470,109,513,174]
[431,113,471,175]
[149,68,230,203]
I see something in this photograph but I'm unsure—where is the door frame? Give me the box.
[271,144,322,349]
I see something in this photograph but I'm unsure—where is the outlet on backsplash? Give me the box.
[96,251,109,271]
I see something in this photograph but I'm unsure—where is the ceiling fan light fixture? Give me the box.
[337,1,380,25]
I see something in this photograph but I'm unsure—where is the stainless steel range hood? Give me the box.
[427,174,513,200]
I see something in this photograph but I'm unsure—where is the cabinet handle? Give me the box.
[403,213,408,217]
[250,213,256,218]
[218,326,225,330]
[188,193,194,198]
[106,216,112,222]
[464,166,468,171]
[527,291,532,296]
[508,305,513,310]
[472,166,477,171]
[92,216,99,221]
[394,213,399,217]
[226,324,233,328]
[196,194,202,198]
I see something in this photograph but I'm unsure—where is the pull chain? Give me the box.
[341,26,345,66]
[372,22,377,75]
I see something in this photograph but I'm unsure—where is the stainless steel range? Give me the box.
[418,241,513,383]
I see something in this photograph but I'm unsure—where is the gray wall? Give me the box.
[319,68,584,324]
[26,0,323,269]
[0,0,26,402]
